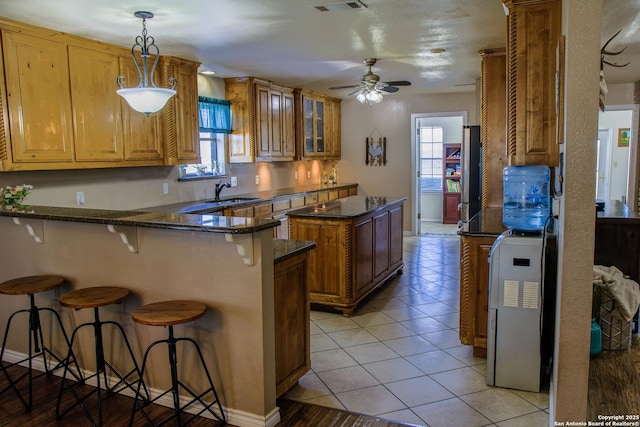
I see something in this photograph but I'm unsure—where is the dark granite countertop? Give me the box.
[142,183,358,215]
[286,195,407,219]
[0,205,279,234]
[458,207,508,237]
[596,199,640,223]
[273,239,316,263]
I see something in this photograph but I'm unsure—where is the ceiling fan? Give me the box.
[329,58,411,104]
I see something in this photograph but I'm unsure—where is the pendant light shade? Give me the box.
[117,11,177,115]
[116,87,176,114]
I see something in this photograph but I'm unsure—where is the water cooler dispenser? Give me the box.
[486,165,556,392]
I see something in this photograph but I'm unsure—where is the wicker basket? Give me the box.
[599,295,632,350]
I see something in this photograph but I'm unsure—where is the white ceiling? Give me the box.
[0,0,638,99]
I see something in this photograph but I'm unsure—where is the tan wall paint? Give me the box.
[552,0,602,422]
[0,217,277,424]
[339,92,478,231]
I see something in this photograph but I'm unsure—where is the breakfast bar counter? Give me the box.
[0,207,288,427]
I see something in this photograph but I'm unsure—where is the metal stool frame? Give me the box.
[0,292,83,411]
[129,324,226,426]
[56,305,150,427]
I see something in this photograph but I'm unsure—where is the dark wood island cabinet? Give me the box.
[273,239,316,397]
[287,195,406,316]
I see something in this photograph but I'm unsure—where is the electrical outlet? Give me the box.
[230,176,238,187]
[307,171,311,179]
[162,182,169,195]
[294,171,298,179]
[255,175,260,185]
[76,191,85,206]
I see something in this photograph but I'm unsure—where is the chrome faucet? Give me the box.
[214,181,231,201]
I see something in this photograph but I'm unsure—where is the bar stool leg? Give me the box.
[56,307,149,427]
[130,325,226,426]
[0,293,82,412]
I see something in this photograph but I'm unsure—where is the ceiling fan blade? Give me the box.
[347,87,365,96]
[381,86,399,93]
[329,84,361,90]
[384,80,411,86]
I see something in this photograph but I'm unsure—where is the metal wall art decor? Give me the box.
[366,127,387,166]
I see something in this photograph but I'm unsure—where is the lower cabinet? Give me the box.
[443,192,461,224]
[459,234,497,357]
[289,202,403,316]
[274,250,311,397]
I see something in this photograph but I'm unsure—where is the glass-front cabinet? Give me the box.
[302,94,325,156]
[296,88,340,160]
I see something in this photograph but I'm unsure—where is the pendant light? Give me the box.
[116,11,177,115]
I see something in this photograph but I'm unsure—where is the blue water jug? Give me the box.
[503,165,550,232]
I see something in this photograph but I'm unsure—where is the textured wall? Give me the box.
[552,0,602,422]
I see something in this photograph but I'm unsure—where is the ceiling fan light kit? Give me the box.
[329,58,411,105]
[116,11,177,115]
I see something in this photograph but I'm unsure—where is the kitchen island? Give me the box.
[0,206,310,427]
[287,195,406,316]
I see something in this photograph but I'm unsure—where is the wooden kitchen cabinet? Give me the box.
[503,0,561,167]
[69,45,124,162]
[118,56,165,162]
[295,89,342,160]
[225,77,295,162]
[274,246,312,396]
[460,234,498,357]
[256,83,295,161]
[0,18,200,171]
[325,96,342,158]
[2,30,74,164]
[288,197,404,316]
[479,48,507,210]
[162,56,201,165]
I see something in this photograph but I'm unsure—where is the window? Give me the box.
[182,97,231,178]
[419,126,444,192]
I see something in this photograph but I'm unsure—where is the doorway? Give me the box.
[410,112,466,234]
[597,105,639,207]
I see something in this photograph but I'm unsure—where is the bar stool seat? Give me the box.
[0,275,81,411]
[130,300,226,426]
[56,286,148,427]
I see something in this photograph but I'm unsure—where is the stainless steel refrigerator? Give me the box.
[460,125,481,224]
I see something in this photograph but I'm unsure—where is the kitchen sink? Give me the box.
[209,197,259,203]
[175,203,225,214]
[175,197,259,214]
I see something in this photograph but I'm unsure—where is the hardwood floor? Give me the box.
[588,334,640,420]
[0,365,415,426]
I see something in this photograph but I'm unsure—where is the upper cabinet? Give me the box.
[0,18,200,171]
[162,56,201,165]
[224,77,295,163]
[479,48,507,209]
[295,88,341,160]
[2,31,75,165]
[502,0,561,167]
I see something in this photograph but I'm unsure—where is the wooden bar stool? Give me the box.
[56,286,149,427]
[129,300,226,426]
[0,274,82,411]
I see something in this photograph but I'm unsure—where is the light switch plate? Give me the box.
[230,176,238,187]
[76,191,85,206]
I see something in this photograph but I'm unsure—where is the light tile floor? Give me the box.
[283,231,550,427]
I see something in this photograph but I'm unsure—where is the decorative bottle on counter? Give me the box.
[321,169,328,185]
[329,166,337,184]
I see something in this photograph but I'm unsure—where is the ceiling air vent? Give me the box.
[315,1,367,12]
